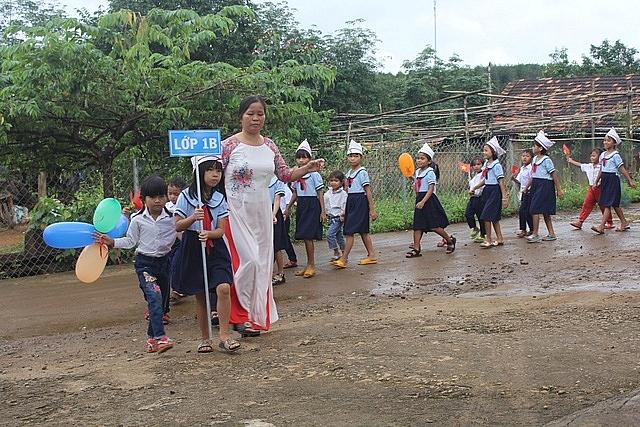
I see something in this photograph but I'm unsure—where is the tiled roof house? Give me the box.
[491,74,640,140]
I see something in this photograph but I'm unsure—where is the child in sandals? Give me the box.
[406,142,456,257]
[174,156,241,354]
[471,136,508,248]
[95,175,176,354]
[523,131,564,243]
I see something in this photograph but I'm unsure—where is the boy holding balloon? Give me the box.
[95,175,176,354]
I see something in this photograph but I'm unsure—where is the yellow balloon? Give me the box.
[398,153,415,178]
[75,243,109,283]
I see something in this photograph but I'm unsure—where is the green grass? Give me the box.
[370,182,640,235]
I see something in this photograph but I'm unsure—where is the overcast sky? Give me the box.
[62,0,640,73]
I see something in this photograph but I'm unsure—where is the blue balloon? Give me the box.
[43,222,96,249]
[106,214,129,239]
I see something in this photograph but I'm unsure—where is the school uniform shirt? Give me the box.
[324,188,347,217]
[531,156,555,180]
[280,183,293,213]
[599,151,623,174]
[482,159,504,184]
[468,172,484,197]
[268,177,286,205]
[580,163,602,186]
[165,200,177,213]
[345,166,370,194]
[415,167,436,193]
[174,189,229,232]
[292,172,324,196]
[113,207,176,257]
[516,164,532,194]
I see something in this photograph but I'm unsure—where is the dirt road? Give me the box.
[1,207,640,426]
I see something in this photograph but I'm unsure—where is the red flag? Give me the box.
[458,161,471,173]
[512,165,519,176]
[562,144,570,157]
[129,190,143,210]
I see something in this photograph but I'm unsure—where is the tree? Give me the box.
[0,8,335,197]
[0,0,66,45]
[315,20,382,114]
[543,47,580,78]
[581,39,640,76]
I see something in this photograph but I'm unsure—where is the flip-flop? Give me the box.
[569,221,582,229]
[527,236,542,243]
[542,235,557,241]
[615,225,631,232]
[479,241,493,248]
[219,338,241,353]
[357,258,377,265]
[591,226,605,235]
[604,224,616,229]
[294,269,307,276]
[331,259,347,268]
[303,268,316,278]
[283,261,297,269]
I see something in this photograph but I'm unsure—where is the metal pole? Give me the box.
[195,156,213,341]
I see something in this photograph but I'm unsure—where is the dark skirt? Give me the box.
[480,184,502,222]
[413,191,449,231]
[598,172,621,208]
[273,208,288,251]
[294,196,323,240]
[343,193,370,235]
[528,178,556,215]
[175,230,233,296]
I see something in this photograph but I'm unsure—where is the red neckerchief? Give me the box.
[600,157,607,167]
[297,178,307,192]
[346,177,353,188]
[532,163,537,173]
[414,177,422,194]
[202,206,215,254]
[481,167,488,179]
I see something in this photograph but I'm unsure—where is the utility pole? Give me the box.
[433,0,437,57]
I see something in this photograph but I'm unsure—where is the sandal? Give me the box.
[516,230,527,238]
[569,221,582,229]
[591,226,605,235]
[283,261,297,269]
[479,241,493,248]
[272,273,286,285]
[210,311,219,326]
[436,239,447,247]
[331,259,347,268]
[233,322,260,338]
[405,248,422,258]
[219,338,241,353]
[197,341,214,353]
[445,237,456,254]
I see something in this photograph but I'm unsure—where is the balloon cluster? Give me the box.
[43,198,128,283]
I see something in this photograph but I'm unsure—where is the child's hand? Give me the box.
[502,198,508,208]
[193,207,204,221]
[557,189,565,199]
[320,212,326,223]
[629,180,637,189]
[272,214,278,224]
[370,209,378,221]
[416,201,425,209]
[468,189,475,195]
[198,230,210,242]
[93,232,114,247]
[121,207,130,216]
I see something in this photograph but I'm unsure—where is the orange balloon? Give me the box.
[398,153,415,178]
[75,243,109,283]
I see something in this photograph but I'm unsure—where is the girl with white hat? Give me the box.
[591,128,637,234]
[331,140,379,268]
[470,136,508,248]
[523,131,564,243]
[406,142,456,257]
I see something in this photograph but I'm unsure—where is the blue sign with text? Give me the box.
[168,129,222,157]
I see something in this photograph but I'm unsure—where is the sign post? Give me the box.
[169,129,222,341]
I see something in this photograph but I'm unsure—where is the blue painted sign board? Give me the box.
[168,129,222,157]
